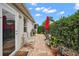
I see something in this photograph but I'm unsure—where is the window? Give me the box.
[24,19,27,32]
[34,24,37,29]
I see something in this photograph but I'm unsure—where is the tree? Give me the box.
[37,25,42,34]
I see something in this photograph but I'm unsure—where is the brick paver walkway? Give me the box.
[27,34,52,56]
[16,34,79,56]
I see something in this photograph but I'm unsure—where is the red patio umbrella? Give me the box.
[45,16,50,30]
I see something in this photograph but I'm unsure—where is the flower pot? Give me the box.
[51,47,58,56]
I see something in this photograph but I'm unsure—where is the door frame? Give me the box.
[0,4,16,56]
[0,5,3,56]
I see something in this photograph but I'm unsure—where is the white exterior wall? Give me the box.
[0,3,25,56]
[0,3,17,56]
[15,12,24,51]
[27,19,34,38]
[8,4,25,55]
[0,3,35,56]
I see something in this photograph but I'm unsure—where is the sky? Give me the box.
[24,3,79,25]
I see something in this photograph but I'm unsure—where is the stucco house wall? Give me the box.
[0,3,36,56]
[27,19,34,38]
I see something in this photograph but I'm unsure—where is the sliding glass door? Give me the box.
[2,9,15,56]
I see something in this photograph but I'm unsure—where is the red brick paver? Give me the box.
[27,34,52,56]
